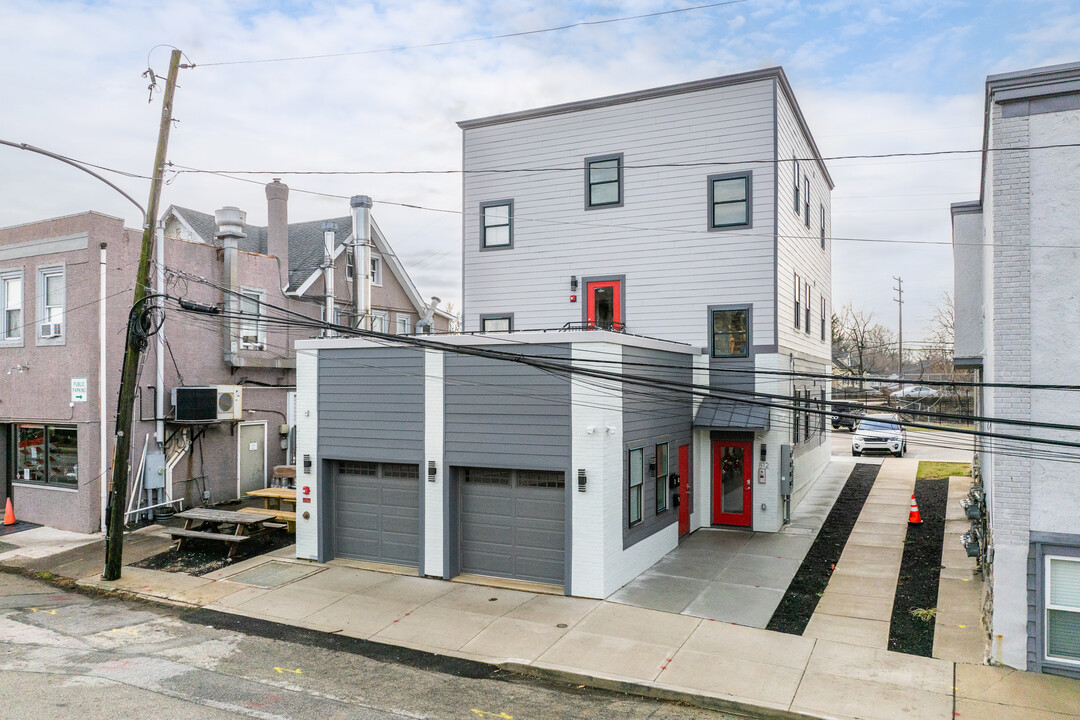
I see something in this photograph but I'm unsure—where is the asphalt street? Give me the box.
[830,425,975,463]
[0,572,741,720]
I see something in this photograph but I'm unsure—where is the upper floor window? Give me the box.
[708,172,751,230]
[238,288,266,349]
[793,273,801,330]
[345,252,354,281]
[1,271,22,342]
[821,296,827,341]
[803,175,811,227]
[371,310,389,333]
[37,267,64,341]
[481,315,512,333]
[711,307,749,358]
[585,153,623,209]
[628,447,643,526]
[820,204,826,249]
[792,158,800,214]
[805,282,812,334]
[480,201,512,249]
[396,314,411,335]
[371,256,382,286]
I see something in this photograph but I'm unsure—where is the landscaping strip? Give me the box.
[888,476,948,656]
[766,463,880,635]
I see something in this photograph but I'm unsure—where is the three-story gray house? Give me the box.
[293,67,834,599]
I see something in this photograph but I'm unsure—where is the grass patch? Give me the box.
[917,461,971,480]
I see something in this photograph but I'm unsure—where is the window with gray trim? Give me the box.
[1,271,22,341]
[655,442,669,513]
[711,308,749,358]
[792,158,800,214]
[794,273,801,330]
[803,175,811,227]
[820,204,826,248]
[586,154,622,208]
[628,447,643,526]
[1046,555,1080,664]
[481,315,512,332]
[805,282,812,334]
[820,296,826,341]
[481,201,512,249]
[708,172,750,229]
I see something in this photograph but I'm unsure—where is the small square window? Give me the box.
[711,308,749,358]
[481,201,512,249]
[655,443,669,513]
[586,154,623,209]
[628,448,643,526]
[481,315,512,333]
[396,314,411,335]
[708,172,751,230]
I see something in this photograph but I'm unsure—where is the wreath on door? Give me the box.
[721,454,741,474]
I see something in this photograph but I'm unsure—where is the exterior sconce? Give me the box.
[648,456,657,475]
[606,426,617,435]
[303,454,312,474]
[570,276,578,291]
[577,469,587,492]
[427,460,437,482]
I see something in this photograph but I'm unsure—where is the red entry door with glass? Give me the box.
[677,444,690,536]
[712,440,753,527]
[586,280,622,331]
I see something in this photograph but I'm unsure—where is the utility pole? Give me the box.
[103,49,182,580]
[893,276,904,380]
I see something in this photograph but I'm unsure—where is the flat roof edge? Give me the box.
[951,200,982,215]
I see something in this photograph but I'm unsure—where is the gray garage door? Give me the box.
[459,467,565,586]
[334,461,420,567]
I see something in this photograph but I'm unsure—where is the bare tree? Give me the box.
[918,292,955,375]
[833,303,896,378]
[442,301,463,333]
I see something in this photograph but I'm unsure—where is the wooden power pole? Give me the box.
[103,49,182,580]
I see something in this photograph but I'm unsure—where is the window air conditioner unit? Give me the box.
[171,385,244,423]
[39,322,62,339]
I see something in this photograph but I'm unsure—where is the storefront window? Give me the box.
[13,424,77,487]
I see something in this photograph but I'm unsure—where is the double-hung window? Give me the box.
[585,154,622,209]
[821,296,827,341]
[371,256,382,286]
[371,310,389,333]
[13,424,78,487]
[655,443,669,513]
[820,204,826,248]
[628,447,643,526]
[1,271,22,342]
[804,176,811,227]
[805,282,812,334]
[711,307,749,358]
[481,315,512,333]
[38,267,64,340]
[238,289,266,349]
[708,172,751,229]
[480,201,512,249]
[793,158,800,214]
[794,274,801,330]
[396,314,411,335]
[1046,556,1080,665]
[345,252,354,281]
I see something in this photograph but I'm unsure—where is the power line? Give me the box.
[187,1,749,68]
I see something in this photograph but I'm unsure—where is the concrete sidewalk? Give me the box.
[2,518,1078,720]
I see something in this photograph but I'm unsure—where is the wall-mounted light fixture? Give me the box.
[577,468,587,492]
[570,276,578,291]
[6,363,29,375]
[303,454,312,474]
[648,456,657,476]
[427,460,437,482]
[586,425,597,435]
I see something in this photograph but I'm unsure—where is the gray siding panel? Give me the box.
[318,347,425,463]
[622,346,694,549]
[444,344,571,469]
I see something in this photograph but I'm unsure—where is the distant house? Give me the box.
[952,62,1080,677]
[293,67,834,598]
[0,181,450,534]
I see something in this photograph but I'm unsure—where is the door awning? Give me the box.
[694,396,770,430]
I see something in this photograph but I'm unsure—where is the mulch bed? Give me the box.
[888,477,948,656]
[131,528,295,577]
[767,463,880,635]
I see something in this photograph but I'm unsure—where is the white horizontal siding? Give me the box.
[463,79,777,348]
[775,86,831,361]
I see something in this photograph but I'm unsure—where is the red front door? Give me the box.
[677,444,690,536]
[586,280,622,330]
[712,440,753,527]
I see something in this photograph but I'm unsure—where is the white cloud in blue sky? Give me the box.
[0,0,1078,336]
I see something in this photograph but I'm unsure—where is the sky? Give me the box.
[1,0,1078,340]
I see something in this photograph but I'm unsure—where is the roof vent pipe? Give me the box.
[265,179,289,290]
[215,207,246,363]
[416,296,441,334]
[350,195,372,331]
[322,221,337,338]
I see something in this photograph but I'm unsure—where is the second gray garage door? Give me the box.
[334,461,420,567]
[459,467,566,586]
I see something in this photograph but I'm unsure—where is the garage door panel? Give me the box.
[334,464,419,567]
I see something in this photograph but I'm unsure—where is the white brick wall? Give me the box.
[293,345,319,560]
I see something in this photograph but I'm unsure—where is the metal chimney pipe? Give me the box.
[350,195,372,330]
[322,221,337,337]
[215,207,247,363]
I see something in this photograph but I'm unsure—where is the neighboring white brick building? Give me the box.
[952,62,1080,677]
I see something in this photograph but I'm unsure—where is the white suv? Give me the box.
[852,413,907,458]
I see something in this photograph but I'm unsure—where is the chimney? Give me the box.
[215,207,246,364]
[266,178,289,288]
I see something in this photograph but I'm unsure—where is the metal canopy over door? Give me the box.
[712,440,752,527]
[237,422,266,495]
[459,467,565,586]
[586,280,622,331]
[334,461,420,567]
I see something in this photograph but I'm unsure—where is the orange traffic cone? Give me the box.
[3,497,15,526]
[908,494,922,524]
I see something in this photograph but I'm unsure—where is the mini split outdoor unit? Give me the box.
[171,385,243,423]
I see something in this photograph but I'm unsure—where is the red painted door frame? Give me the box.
[677,444,690,536]
[711,440,753,527]
[585,280,621,330]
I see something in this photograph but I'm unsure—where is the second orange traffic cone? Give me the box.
[908,494,922,524]
[3,497,15,526]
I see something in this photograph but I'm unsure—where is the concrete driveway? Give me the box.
[830,426,975,464]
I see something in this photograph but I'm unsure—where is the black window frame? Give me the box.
[584,153,623,210]
[804,175,811,227]
[707,171,752,230]
[628,447,644,527]
[480,314,513,333]
[820,204,826,249]
[794,273,801,330]
[479,200,513,251]
[710,306,751,359]
[820,295,827,341]
[655,442,669,514]
[805,282,812,334]
[792,158,800,214]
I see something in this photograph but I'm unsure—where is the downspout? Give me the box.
[322,221,336,337]
[99,242,108,533]
[350,195,372,330]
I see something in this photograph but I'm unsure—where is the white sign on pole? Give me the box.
[71,378,88,403]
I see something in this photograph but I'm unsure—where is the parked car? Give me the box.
[891,384,940,399]
[852,413,907,457]
[830,402,865,430]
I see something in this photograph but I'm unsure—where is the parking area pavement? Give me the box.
[831,425,975,463]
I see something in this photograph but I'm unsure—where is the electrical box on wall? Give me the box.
[779,444,794,496]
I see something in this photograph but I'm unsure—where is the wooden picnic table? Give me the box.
[170,508,275,559]
[242,487,298,532]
